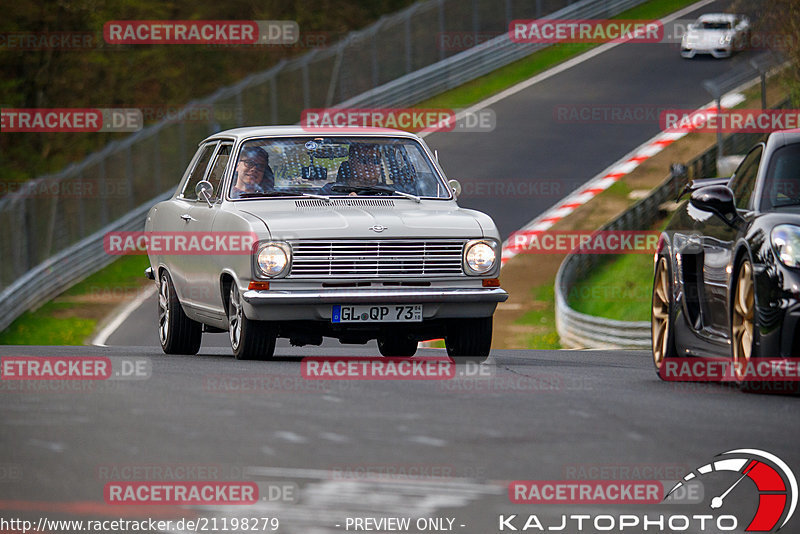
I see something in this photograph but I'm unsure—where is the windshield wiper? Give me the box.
[330,184,395,196]
[392,190,420,203]
[238,191,330,202]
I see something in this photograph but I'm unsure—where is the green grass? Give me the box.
[515,280,562,349]
[567,254,655,321]
[418,0,698,110]
[0,255,151,345]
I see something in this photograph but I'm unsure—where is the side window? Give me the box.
[729,145,763,210]
[180,143,216,200]
[205,143,232,200]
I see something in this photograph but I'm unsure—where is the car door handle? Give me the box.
[180,214,196,222]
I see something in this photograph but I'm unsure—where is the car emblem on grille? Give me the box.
[368,225,388,233]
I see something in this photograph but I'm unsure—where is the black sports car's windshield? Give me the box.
[228,137,449,199]
[763,144,800,210]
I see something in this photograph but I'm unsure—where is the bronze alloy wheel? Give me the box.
[732,260,755,380]
[651,256,672,369]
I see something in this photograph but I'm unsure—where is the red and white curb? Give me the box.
[500,92,746,265]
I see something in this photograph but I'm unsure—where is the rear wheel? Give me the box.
[158,271,202,355]
[445,317,492,363]
[651,256,677,376]
[377,336,418,357]
[228,284,276,360]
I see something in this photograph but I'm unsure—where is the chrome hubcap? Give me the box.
[228,285,242,350]
[651,257,670,368]
[158,274,169,344]
[732,261,754,380]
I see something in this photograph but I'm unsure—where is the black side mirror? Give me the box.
[690,185,737,223]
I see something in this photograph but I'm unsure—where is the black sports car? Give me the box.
[652,129,800,383]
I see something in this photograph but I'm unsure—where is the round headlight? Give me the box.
[466,242,496,274]
[257,245,289,277]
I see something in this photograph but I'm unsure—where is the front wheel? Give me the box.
[228,283,276,360]
[158,271,202,355]
[445,317,492,363]
[651,256,676,376]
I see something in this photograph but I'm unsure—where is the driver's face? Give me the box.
[235,154,268,189]
[349,148,381,186]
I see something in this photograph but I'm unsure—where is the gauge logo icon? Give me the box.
[665,449,797,532]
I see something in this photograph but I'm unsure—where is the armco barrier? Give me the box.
[0,0,654,332]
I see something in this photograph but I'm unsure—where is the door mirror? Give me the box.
[195,180,214,207]
[448,179,462,199]
[690,185,737,222]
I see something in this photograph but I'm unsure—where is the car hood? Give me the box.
[236,201,486,240]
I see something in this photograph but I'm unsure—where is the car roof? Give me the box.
[697,13,738,23]
[201,126,422,144]
[767,129,800,150]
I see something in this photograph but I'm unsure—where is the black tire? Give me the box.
[377,336,418,357]
[158,271,202,355]
[651,255,677,378]
[445,317,492,363]
[227,283,276,360]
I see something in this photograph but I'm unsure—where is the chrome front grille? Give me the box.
[288,239,466,278]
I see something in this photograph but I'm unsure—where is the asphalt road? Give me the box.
[1,345,798,533]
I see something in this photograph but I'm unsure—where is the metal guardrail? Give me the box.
[555,82,789,349]
[0,0,654,332]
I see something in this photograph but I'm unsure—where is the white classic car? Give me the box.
[681,13,750,59]
[144,127,508,360]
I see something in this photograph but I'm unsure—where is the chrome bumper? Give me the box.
[242,287,508,305]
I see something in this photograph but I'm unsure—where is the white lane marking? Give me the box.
[90,283,157,346]
[320,432,350,443]
[408,435,447,447]
[274,431,309,443]
[420,0,718,139]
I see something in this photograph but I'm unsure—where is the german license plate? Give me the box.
[332,305,422,323]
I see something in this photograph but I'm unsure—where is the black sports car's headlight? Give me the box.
[771,225,800,268]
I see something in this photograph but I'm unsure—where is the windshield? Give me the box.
[228,137,449,199]
[762,144,800,210]
[700,21,732,30]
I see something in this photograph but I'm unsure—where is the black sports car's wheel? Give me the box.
[651,256,676,375]
[377,336,418,357]
[445,317,491,363]
[228,283,276,360]
[732,259,758,383]
[158,271,202,355]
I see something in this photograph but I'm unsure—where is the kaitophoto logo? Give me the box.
[499,450,796,532]
[666,449,797,532]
